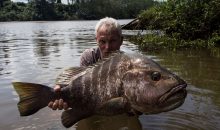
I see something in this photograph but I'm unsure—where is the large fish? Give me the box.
[12,51,187,128]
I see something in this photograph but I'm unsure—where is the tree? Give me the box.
[0,0,3,7]
[28,0,56,20]
[56,0,61,3]
[0,0,157,21]
[138,0,220,41]
[0,0,11,8]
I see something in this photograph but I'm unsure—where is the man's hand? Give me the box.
[48,85,69,110]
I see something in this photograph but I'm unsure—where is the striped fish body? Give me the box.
[13,51,187,128]
[57,52,132,116]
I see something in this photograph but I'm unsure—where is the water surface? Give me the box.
[0,20,219,130]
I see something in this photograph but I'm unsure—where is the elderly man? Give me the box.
[48,17,123,110]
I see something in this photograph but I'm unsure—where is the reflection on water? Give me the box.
[0,20,220,130]
[142,49,220,130]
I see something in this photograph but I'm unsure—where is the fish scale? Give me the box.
[12,51,187,128]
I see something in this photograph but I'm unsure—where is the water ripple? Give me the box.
[0,20,220,130]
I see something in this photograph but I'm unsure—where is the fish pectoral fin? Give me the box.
[98,97,129,115]
[61,108,90,128]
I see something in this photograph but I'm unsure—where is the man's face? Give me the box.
[96,26,123,57]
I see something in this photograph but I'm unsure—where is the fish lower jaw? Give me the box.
[158,98,185,113]
[156,89,187,111]
[158,83,187,104]
[154,83,187,113]
[143,93,186,115]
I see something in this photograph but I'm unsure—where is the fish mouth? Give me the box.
[158,83,187,105]
[132,83,187,115]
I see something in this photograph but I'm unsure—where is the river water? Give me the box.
[0,20,219,130]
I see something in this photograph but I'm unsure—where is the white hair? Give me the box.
[95,17,122,36]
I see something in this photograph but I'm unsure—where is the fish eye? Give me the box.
[151,71,161,81]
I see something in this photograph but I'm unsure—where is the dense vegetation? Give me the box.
[131,0,220,50]
[0,0,157,21]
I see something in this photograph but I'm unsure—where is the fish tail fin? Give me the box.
[12,82,55,116]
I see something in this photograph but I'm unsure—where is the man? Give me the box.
[48,17,123,110]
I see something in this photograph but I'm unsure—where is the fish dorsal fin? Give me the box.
[56,67,87,85]
[88,50,123,68]
[102,50,123,61]
[56,51,123,85]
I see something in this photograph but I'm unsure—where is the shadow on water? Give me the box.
[0,20,220,130]
[76,115,142,130]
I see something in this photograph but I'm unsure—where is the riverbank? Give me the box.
[122,0,220,51]
[129,33,220,52]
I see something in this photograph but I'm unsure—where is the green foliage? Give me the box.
[130,34,212,52]
[137,0,220,48]
[0,1,28,21]
[0,0,157,21]
[75,0,157,19]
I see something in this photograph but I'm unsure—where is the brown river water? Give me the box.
[0,20,219,130]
